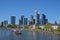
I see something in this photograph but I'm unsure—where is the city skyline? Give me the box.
[0,0,60,23]
[0,10,48,26]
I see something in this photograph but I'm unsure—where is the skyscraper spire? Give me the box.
[35,9,38,14]
[35,9,40,25]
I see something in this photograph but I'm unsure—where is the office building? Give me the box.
[35,10,40,25]
[21,15,24,25]
[19,19,22,25]
[24,18,28,25]
[4,20,8,27]
[11,16,16,24]
[30,15,33,21]
[42,14,48,24]
[29,15,34,25]
[1,22,4,26]
[32,19,35,24]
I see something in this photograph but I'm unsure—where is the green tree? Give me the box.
[24,25,30,29]
[7,24,17,28]
[0,26,5,28]
[45,23,52,31]
[56,26,60,31]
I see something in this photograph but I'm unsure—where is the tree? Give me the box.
[56,26,60,31]
[0,26,5,28]
[24,25,30,29]
[45,23,52,31]
[7,24,17,28]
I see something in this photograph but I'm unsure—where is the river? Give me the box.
[0,28,60,40]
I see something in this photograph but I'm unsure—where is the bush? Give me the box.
[56,26,60,31]
[24,25,29,29]
[45,23,52,31]
[0,26,5,28]
[7,24,17,28]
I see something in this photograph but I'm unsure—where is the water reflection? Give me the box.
[0,28,60,40]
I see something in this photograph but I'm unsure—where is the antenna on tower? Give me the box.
[35,8,38,14]
[34,8,37,11]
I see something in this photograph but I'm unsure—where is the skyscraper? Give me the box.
[30,15,33,21]
[4,20,8,27]
[19,19,22,25]
[42,14,48,24]
[35,10,40,25]
[1,22,4,26]
[33,19,35,24]
[21,15,24,25]
[11,16,16,24]
[42,14,46,20]
[24,18,28,25]
[30,15,33,25]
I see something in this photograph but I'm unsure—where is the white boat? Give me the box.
[14,28,23,34]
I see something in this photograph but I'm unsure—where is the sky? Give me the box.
[0,0,60,24]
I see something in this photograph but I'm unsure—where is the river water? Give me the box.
[0,28,60,40]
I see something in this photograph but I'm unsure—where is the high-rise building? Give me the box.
[21,15,24,25]
[33,19,35,24]
[19,19,22,25]
[24,18,28,25]
[35,10,40,25]
[30,15,33,21]
[11,16,16,24]
[42,14,48,24]
[29,15,33,25]
[42,14,46,20]
[4,20,8,27]
[1,22,4,26]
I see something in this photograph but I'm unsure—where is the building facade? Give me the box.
[24,18,28,25]
[35,10,40,25]
[4,20,8,27]
[19,19,22,26]
[42,14,48,24]
[21,15,24,25]
[11,16,16,24]
[1,22,4,26]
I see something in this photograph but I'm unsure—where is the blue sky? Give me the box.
[0,0,60,24]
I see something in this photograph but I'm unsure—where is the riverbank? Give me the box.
[24,28,60,36]
[0,28,60,36]
[35,29,60,36]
